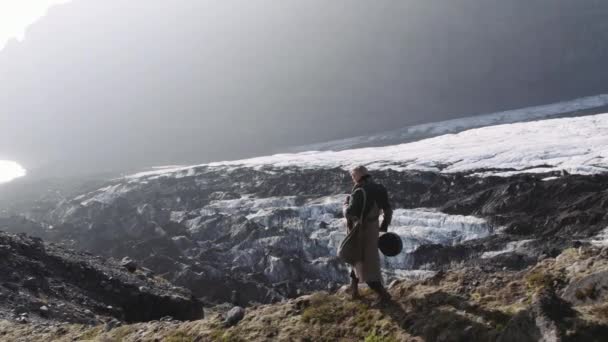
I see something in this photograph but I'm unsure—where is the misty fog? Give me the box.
[1,0,608,177]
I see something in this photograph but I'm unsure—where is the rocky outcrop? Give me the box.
[498,290,576,342]
[2,246,608,342]
[0,231,203,325]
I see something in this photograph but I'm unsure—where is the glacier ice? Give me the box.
[590,227,608,247]
[125,113,608,180]
[481,239,535,259]
[177,195,493,274]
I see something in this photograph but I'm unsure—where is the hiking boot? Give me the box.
[350,278,360,300]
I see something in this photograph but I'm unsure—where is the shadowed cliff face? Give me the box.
[2,0,608,175]
[0,231,204,324]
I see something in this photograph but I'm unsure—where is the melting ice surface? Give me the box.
[0,160,26,183]
[178,195,494,272]
[481,239,535,259]
[127,112,608,180]
[590,227,608,247]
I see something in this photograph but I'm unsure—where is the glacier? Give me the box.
[590,227,608,247]
[481,239,535,259]
[177,195,493,273]
[127,113,608,180]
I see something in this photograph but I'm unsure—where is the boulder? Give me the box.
[498,290,575,342]
[562,270,608,305]
[120,257,138,273]
[225,306,245,327]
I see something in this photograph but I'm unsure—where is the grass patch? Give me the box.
[209,328,241,342]
[108,325,133,341]
[499,303,527,316]
[353,308,377,331]
[165,330,194,342]
[494,323,506,332]
[560,248,579,260]
[470,292,482,302]
[79,326,103,341]
[591,303,608,321]
[300,293,397,341]
[525,271,555,291]
[301,293,367,324]
[364,328,397,342]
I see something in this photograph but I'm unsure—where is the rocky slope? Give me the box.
[29,167,608,305]
[2,245,608,341]
[0,231,204,325]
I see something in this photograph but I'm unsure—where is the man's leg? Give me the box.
[350,269,360,299]
[367,281,391,302]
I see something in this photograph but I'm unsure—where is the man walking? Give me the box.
[343,165,393,302]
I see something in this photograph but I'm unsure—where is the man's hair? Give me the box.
[350,165,369,178]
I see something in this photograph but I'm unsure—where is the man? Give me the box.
[343,165,393,301]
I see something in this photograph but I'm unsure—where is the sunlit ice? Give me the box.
[0,160,26,183]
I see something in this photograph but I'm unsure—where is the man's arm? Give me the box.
[379,187,393,232]
[343,188,364,222]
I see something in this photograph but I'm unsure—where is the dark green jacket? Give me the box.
[344,176,393,232]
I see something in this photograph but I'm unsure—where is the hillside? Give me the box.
[0,231,203,325]
[2,245,608,341]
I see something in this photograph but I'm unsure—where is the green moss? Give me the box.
[560,248,579,259]
[209,328,241,342]
[364,329,397,342]
[500,303,527,316]
[165,330,194,342]
[299,293,394,341]
[494,323,506,332]
[525,271,555,291]
[79,326,103,341]
[301,293,367,324]
[470,292,482,302]
[108,325,133,341]
[353,308,376,331]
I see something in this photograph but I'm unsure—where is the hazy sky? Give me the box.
[0,160,25,183]
[0,0,70,49]
[0,0,70,182]
[1,0,608,178]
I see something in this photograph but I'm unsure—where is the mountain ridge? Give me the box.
[288,94,608,152]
